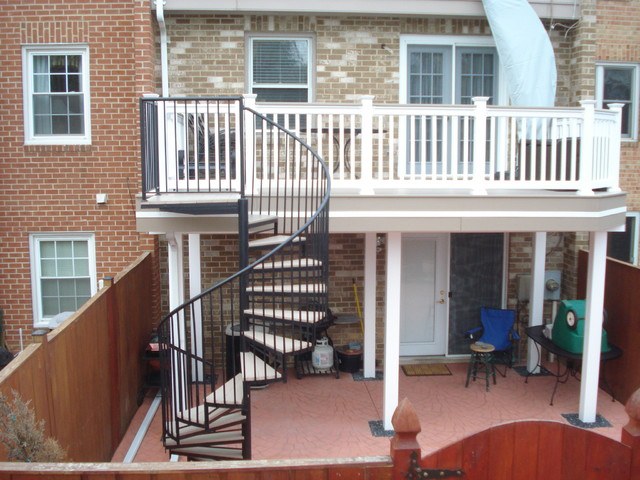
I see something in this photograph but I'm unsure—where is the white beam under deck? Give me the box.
[383,232,401,431]
[579,231,608,423]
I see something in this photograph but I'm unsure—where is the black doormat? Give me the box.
[513,365,552,377]
[561,413,611,429]
[368,420,394,437]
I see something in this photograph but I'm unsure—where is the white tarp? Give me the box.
[482,0,557,107]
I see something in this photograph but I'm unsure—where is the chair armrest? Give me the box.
[510,330,521,341]
[464,326,483,340]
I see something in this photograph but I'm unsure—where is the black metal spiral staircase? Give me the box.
[140,97,331,460]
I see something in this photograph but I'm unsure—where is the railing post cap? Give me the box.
[607,102,625,110]
[391,397,421,434]
[580,99,597,107]
[472,96,490,104]
[142,93,160,98]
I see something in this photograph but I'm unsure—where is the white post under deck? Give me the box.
[167,233,187,412]
[527,232,547,373]
[167,233,185,310]
[363,232,377,378]
[189,233,203,382]
[579,231,608,423]
[383,232,401,431]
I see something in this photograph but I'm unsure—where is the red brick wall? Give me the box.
[0,0,159,351]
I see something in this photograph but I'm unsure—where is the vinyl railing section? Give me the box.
[249,97,623,195]
[141,96,622,198]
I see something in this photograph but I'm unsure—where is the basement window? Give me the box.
[30,234,97,328]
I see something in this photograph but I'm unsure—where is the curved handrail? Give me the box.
[157,101,331,452]
[162,111,330,314]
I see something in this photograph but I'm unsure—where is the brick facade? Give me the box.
[2,2,636,358]
[0,0,159,351]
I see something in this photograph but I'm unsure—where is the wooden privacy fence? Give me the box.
[578,251,640,404]
[0,389,639,479]
[0,253,155,462]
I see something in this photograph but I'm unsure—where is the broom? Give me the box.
[352,279,364,334]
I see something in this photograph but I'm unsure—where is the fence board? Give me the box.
[511,422,539,479]
[487,423,515,479]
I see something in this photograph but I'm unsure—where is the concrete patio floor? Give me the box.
[112,360,629,462]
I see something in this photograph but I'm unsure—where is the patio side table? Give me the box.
[524,325,623,405]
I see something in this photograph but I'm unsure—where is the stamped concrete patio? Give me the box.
[112,360,629,462]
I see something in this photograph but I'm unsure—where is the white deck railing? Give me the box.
[246,95,623,195]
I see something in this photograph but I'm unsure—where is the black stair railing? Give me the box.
[152,98,330,459]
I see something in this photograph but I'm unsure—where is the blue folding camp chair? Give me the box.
[466,307,519,378]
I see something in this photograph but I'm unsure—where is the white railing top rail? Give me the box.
[246,95,623,195]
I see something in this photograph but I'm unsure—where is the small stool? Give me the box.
[465,342,496,391]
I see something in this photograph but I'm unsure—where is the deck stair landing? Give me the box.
[154,98,330,461]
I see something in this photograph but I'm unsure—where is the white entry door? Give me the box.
[400,234,448,356]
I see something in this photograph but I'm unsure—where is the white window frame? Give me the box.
[29,233,98,328]
[22,44,92,145]
[399,35,508,105]
[596,62,639,141]
[246,34,314,103]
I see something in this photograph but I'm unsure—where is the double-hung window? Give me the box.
[30,234,97,328]
[23,45,91,145]
[248,36,312,103]
[596,63,639,141]
[401,36,503,174]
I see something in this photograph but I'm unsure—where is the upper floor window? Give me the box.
[248,36,312,103]
[596,63,639,141]
[30,234,97,328]
[22,45,91,145]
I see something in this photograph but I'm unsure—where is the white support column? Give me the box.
[188,234,203,382]
[167,233,185,310]
[579,231,608,423]
[383,232,402,431]
[167,233,186,412]
[527,232,547,373]
[363,232,377,378]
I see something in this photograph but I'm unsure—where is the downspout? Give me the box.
[155,0,169,96]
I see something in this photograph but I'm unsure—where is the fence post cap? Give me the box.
[392,397,421,434]
[624,387,640,436]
